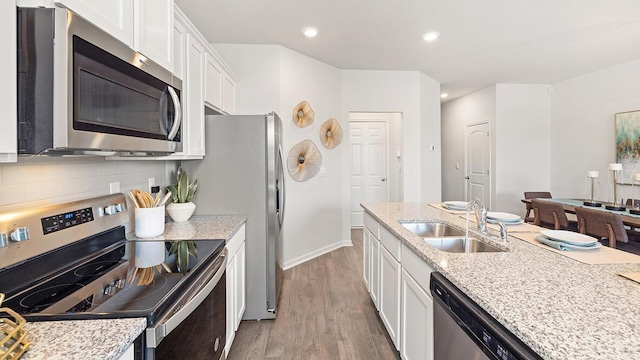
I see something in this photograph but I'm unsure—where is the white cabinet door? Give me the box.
[184,34,205,156]
[363,228,371,292]
[234,241,246,329]
[401,269,434,360]
[370,233,380,310]
[55,0,134,47]
[134,0,173,72]
[225,251,237,357]
[172,13,186,81]
[379,245,400,350]
[0,0,17,163]
[116,342,134,360]
[222,72,236,114]
[204,53,223,110]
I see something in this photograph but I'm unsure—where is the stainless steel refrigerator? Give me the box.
[182,112,285,320]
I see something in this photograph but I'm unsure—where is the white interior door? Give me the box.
[465,122,491,208]
[350,121,388,227]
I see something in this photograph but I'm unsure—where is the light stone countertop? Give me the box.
[18,215,246,360]
[21,318,146,360]
[126,214,247,242]
[362,202,640,360]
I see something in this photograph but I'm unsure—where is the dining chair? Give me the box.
[524,192,552,223]
[531,199,577,231]
[574,206,627,249]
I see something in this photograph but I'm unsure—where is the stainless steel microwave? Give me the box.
[17,7,182,157]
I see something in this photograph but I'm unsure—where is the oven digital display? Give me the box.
[41,207,94,234]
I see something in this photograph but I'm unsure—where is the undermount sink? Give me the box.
[400,221,505,253]
[423,237,505,253]
[401,222,465,237]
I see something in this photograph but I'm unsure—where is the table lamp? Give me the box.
[631,173,640,215]
[583,171,602,207]
[606,163,626,211]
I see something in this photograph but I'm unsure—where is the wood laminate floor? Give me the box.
[227,229,399,360]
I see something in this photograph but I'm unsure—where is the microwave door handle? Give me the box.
[146,249,226,348]
[166,86,182,140]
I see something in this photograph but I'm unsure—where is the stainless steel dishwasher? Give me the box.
[430,273,542,360]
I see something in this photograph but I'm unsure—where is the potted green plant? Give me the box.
[166,167,198,222]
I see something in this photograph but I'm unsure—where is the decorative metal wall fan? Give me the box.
[287,140,322,182]
[319,118,343,149]
[292,101,315,127]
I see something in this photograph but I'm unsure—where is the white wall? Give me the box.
[551,58,640,201]
[277,47,345,268]
[214,44,346,269]
[441,86,496,204]
[420,73,442,202]
[0,158,175,227]
[495,84,551,215]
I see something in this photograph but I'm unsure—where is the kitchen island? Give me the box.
[17,215,247,360]
[362,202,640,360]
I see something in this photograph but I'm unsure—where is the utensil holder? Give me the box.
[134,206,165,238]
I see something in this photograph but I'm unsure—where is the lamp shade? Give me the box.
[587,171,599,178]
[292,101,315,128]
[609,163,623,171]
[319,118,343,149]
[287,140,322,182]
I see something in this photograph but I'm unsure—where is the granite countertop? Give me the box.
[362,202,640,360]
[21,318,146,360]
[19,215,246,360]
[126,215,247,242]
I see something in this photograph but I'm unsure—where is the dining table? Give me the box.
[521,198,640,228]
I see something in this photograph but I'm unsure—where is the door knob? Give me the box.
[464,176,470,180]
[381,177,387,182]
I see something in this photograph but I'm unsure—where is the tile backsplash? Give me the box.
[0,157,178,213]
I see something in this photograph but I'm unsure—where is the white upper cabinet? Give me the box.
[134,0,174,72]
[172,14,186,81]
[0,0,17,163]
[55,0,174,73]
[222,73,237,115]
[204,54,223,110]
[54,0,134,47]
[184,33,206,157]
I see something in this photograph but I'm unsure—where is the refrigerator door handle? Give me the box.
[277,145,286,227]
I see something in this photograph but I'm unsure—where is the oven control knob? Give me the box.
[104,205,117,215]
[96,207,105,217]
[10,227,30,242]
[116,203,126,212]
[114,279,125,289]
[103,285,117,296]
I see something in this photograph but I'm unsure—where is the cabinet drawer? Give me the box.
[401,243,434,294]
[363,212,380,239]
[226,224,246,256]
[380,227,401,261]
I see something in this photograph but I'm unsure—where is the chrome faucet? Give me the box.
[466,199,488,235]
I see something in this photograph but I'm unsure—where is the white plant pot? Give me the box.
[166,202,196,222]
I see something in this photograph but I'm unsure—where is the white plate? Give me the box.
[442,201,467,209]
[536,235,602,251]
[487,212,521,222]
[488,218,524,226]
[540,230,598,246]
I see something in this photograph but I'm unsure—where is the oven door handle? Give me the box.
[146,249,226,348]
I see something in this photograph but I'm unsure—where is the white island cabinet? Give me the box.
[225,224,246,356]
[363,213,435,360]
[0,0,17,163]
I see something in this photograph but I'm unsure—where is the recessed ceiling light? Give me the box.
[440,93,449,98]
[302,27,319,38]
[423,31,440,42]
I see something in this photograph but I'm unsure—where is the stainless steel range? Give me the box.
[0,194,226,360]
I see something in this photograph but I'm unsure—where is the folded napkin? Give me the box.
[535,235,602,251]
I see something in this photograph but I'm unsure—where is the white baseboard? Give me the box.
[282,239,353,270]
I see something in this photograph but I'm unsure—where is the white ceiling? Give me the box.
[174,0,640,101]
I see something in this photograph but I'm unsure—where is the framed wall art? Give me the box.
[615,110,640,183]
